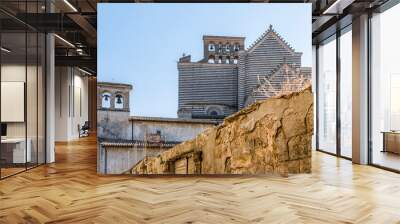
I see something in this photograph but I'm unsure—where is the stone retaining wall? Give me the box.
[131,86,313,176]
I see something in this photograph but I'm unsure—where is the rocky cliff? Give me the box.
[131,86,313,176]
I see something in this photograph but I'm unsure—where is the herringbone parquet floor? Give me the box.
[1,136,400,224]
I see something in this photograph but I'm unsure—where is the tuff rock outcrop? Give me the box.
[131,86,313,176]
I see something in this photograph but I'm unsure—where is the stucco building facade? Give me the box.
[96,82,217,174]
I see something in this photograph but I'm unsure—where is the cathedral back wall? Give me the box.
[178,63,238,119]
[177,25,311,120]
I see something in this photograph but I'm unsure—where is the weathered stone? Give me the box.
[288,160,300,174]
[131,86,313,176]
[288,135,310,160]
[299,158,312,173]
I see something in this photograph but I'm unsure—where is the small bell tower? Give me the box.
[97,82,132,112]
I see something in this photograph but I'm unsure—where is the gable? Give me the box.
[250,63,310,100]
[247,26,295,55]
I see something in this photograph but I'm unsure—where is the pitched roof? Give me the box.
[247,25,296,54]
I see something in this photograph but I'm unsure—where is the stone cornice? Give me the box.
[129,116,218,124]
[98,82,133,89]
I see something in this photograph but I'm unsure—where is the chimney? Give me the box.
[179,54,191,63]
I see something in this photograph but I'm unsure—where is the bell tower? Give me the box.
[202,35,245,64]
[97,82,132,112]
[97,82,133,140]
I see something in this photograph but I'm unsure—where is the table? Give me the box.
[1,138,31,164]
[381,131,400,154]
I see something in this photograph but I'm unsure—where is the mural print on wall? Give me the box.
[97,3,312,175]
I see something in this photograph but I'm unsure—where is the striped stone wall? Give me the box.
[242,32,302,107]
[237,51,247,110]
[178,63,238,118]
[178,26,308,116]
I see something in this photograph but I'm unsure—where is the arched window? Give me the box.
[234,44,240,52]
[115,94,124,109]
[208,43,215,51]
[218,56,222,64]
[225,57,230,64]
[218,43,222,53]
[207,106,222,116]
[209,111,218,116]
[225,43,230,52]
[233,57,238,64]
[102,92,111,108]
[208,55,215,64]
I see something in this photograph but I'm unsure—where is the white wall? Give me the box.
[1,65,41,138]
[131,120,214,142]
[1,63,46,164]
[1,65,26,139]
[55,67,89,141]
[72,73,89,138]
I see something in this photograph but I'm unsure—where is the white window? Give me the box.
[233,57,238,64]
[208,56,215,64]
[101,92,111,108]
[208,43,215,51]
[234,44,240,52]
[218,57,222,64]
[115,94,124,109]
[225,44,230,52]
[225,57,230,64]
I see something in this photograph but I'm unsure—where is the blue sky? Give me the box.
[98,3,311,118]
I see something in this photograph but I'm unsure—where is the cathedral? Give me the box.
[177,25,311,119]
